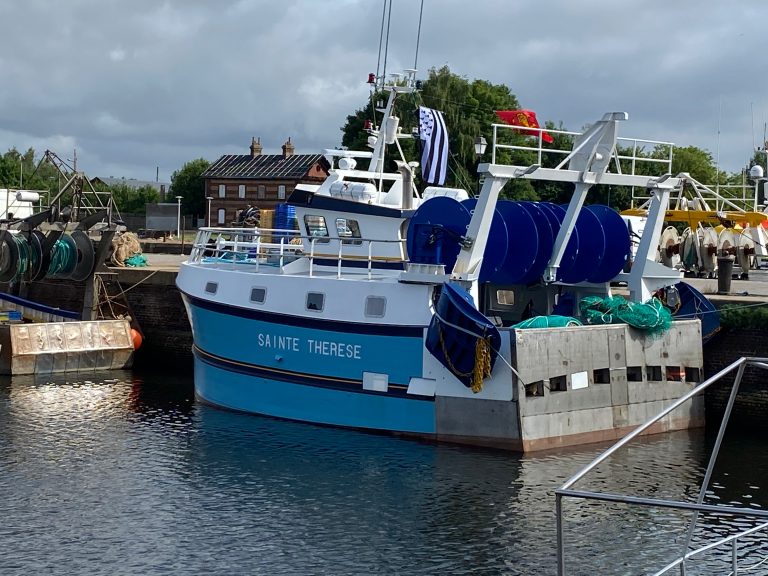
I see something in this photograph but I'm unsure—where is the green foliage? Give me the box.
[170,158,211,217]
[109,183,160,214]
[718,304,768,331]
[672,145,717,183]
[0,147,61,196]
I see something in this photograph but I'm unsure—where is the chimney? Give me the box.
[281,137,295,157]
[250,137,262,157]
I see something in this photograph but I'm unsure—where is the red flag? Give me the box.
[495,110,554,144]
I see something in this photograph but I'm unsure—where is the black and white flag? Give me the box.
[419,106,448,185]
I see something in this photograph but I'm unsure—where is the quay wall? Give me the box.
[703,327,768,430]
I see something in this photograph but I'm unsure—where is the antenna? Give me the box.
[375,0,387,86]
[413,0,424,71]
[715,95,721,193]
[381,0,393,88]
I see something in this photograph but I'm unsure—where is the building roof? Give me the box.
[202,153,327,180]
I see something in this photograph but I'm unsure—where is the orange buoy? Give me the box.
[130,328,143,350]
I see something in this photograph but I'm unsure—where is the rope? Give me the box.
[9,234,34,281]
[47,237,77,276]
[111,232,143,267]
[432,307,495,393]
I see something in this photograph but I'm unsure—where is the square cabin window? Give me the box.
[205,282,218,294]
[306,292,325,312]
[238,184,246,199]
[496,289,515,306]
[336,218,362,245]
[365,296,386,318]
[218,184,226,198]
[304,215,329,243]
[250,287,266,304]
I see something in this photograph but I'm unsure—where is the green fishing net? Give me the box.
[512,315,582,329]
[579,295,672,336]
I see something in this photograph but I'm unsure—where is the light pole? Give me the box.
[474,136,487,195]
[175,195,183,239]
[206,196,214,227]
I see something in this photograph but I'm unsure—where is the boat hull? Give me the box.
[193,350,436,433]
[183,293,436,434]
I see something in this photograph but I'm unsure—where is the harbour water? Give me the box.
[1,369,766,575]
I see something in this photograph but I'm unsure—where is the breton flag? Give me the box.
[495,109,554,144]
[419,106,449,185]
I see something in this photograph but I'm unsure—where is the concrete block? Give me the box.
[521,406,615,440]
[610,368,628,406]
[436,396,521,441]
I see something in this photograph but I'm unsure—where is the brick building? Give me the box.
[202,137,329,225]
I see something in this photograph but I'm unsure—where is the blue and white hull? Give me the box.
[179,264,439,435]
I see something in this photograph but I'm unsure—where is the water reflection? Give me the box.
[0,371,765,575]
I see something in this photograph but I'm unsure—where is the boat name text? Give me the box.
[257,333,362,359]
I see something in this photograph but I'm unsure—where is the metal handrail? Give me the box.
[489,122,673,176]
[188,226,407,279]
[556,356,768,575]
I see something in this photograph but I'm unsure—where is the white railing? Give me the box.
[189,227,407,280]
[556,357,768,575]
[489,123,673,177]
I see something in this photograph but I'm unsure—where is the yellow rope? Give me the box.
[437,323,493,394]
[471,336,492,393]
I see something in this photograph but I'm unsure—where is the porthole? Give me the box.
[205,282,218,294]
[365,296,386,318]
[250,287,266,304]
[306,292,325,312]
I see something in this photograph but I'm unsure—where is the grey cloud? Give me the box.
[0,0,765,182]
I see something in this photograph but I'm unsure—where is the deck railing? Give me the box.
[489,122,674,177]
[189,227,407,280]
[555,357,768,575]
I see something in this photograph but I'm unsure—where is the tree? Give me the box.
[170,158,211,218]
[341,66,525,193]
[109,183,160,214]
[671,145,717,183]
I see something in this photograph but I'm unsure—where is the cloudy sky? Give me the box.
[0,0,766,184]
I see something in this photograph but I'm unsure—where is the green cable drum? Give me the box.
[47,234,78,278]
[0,232,19,282]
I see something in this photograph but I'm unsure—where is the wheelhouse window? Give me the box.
[304,215,329,243]
[306,292,325,312]
[496,290,515,306]
[250,287,266,304]
[365,296,386,318]
[336,218,362,245]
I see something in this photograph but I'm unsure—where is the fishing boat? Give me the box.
[176,70,711,451]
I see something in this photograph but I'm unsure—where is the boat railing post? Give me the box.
[368,241,373,280]
[556,493,565,576]
[255,234,260,271]
[732,538,738,574]
[337,240,343,279]
[309,238,316,277]
[279,237,285,269]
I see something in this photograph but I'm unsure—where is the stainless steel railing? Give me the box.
[555,356,768,575]
[188,227,408,280]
